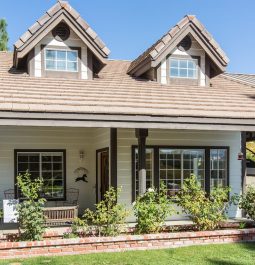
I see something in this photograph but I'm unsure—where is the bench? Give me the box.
[43,206,78,226]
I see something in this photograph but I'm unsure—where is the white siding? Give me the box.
[117,129,242,220]
[0,126,110,214]
[34,29,88,79]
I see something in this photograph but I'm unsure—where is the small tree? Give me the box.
[16,172,46,241]
[175,175,234,231]
[0,19,8,51]
[133,184,173,234]
[239,185,255,221]
[83,187,129,236]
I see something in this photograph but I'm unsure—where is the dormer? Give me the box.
[13,1,110,80]
[127,15,229,87]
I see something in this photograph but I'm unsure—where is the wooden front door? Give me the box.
[96,148,109,202]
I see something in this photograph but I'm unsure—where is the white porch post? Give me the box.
[135,129,148,195]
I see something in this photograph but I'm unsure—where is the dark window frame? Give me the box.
[131,145,229,201]
[14,149,67,201]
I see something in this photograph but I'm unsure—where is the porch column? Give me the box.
[135,129,148,195]
[241,131,247,192]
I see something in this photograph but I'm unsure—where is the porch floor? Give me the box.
[0,218,250,236]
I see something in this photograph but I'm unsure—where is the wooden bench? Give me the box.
[43,206,78,226]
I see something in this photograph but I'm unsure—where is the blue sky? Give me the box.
[1,0,255,73]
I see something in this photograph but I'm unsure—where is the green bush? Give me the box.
[0,209,3,219]
[239,185,255,221]
[133,184,173,234]
[16,172,46,241]
[83,187,129,236]
[63,217,89,238]
[175,175,234,231]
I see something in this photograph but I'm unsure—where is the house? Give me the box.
[0,0,254,221]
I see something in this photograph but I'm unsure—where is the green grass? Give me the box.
[1,243,255,265]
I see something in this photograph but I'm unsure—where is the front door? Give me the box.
[96,148,109,202]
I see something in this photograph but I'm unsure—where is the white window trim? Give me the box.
[170,57,198,79]
[44,48,79,73]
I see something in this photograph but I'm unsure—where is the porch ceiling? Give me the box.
[1,111,255,131]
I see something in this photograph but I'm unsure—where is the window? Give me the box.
[159,149,205,196]
[132,146,229,200]
[210,149,228,189]
[134,148,154,197]
[15,150,66,200]
[45,49,78,72]
[170,58,197,79]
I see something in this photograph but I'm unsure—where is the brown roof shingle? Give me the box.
[0,51,255,119]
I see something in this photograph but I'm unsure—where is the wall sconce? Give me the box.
[79,150,85,160]
[238,152,244,160]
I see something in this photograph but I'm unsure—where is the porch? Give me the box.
[0,125,244,222]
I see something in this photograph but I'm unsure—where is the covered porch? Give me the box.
[0,122,246,224]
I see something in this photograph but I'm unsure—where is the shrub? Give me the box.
[175,175,234,231]
[0,209,3,220]
[83,187,129,236]
[16,172,46,241]
[239,185,255,221]
[63,217,89,238]
[133,184,173,234]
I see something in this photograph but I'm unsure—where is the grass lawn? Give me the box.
[1,243,255,265]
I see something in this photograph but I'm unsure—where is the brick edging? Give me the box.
[0,228,255,259]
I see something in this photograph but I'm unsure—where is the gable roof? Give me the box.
[222,73,255,87]
[128,15,229,76]
[1,51,255,130]
[13,0,110,67]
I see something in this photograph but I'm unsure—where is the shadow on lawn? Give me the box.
[206,243,255,265]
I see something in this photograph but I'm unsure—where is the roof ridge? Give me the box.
[220,73,255,88]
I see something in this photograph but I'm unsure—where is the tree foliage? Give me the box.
[0,19,8,51]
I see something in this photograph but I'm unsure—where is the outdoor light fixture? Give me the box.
[79,150,85,160]
[238,152,244,160]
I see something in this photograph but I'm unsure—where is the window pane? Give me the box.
[135,148,154,197]
[57,61,66,71]
[210,149,228,189]
[46,50,56,60]
[67,62,77,71]
[188,69,196,78]
[179,60,187,68]
[179,68,187,77]
[57,50,66,60]
[46,60,55,70]
[188,60,196,69]
[67,51,77,61]
[170,59,178,68]
[170,68,178,77]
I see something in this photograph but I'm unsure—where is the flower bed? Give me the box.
[0,228,255,259]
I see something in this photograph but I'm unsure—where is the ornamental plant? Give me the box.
[175,175,235,231]
[239,185,255,221]
[63,217,88,238]
[83,187,129,236]
[133,184,173,234]
[16,172,46,241]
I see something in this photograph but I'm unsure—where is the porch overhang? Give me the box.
[0,111,255,131]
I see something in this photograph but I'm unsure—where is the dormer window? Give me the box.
[45,49,78,72]
[170,58,198,79]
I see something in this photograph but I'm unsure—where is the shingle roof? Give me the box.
[0,51,255,119]
[222,73,255,87]
[128,15,229,74]
[14,1,110,57]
